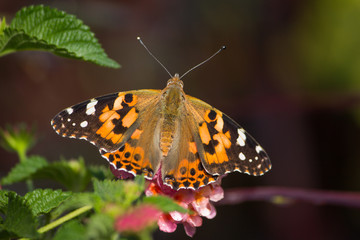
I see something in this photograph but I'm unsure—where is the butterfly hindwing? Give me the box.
[161,115,217,190]
[187,96,272,176]
[51,90,161,152]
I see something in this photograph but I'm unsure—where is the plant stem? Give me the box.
[219,186,360,208]
[19,205,93,240]
[25,179,34,192]
[38,205,93,234]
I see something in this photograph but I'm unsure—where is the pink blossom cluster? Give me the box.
[111,166,224,237]
[145,171,224,237]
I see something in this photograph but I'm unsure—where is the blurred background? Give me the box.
[1,0,360,239]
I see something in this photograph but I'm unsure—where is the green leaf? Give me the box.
[34,158,91,192]
[86,213,114,240]
[51,193,95,219]
[88,165,114,181]
[93,178,143,207]
[24,189,71,216]
[0,226,14,239]
[0,190,11,213]
[53,220,86,240]
[1,155,48,185]
[143,195,188,213]
[0,5,119,68]
[0,17,7,35]
[0,123,37,161]
[93,179,124,202]
[3,192,38,238]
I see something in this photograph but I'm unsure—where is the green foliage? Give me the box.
[34,158,92,192]
[0,123,36,161]
[143,195,188,213]
[85,213,115,240]
[24,189,71,216]
[0,123,187,239]
[0,190,11,213]
[51,193,96,219]
[88,165,114,181]
[93,177,143,206]
[3,192,39,239]
[0,5,120,68]
[0,17,6,34]
[1,155,48,185]
[53,220,87,240]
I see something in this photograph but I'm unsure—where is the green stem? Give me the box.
[25,179,34,192]
[19,205,93,240]
[38,205,93,233]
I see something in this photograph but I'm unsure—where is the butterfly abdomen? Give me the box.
[159,82,185,157]
[160,130,173,156]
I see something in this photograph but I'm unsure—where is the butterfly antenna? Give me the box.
[180,46,226,79]
[137,37,173,78]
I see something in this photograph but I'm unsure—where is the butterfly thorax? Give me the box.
[159,74,185,156]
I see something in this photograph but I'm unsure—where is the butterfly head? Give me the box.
[166,73,184,89]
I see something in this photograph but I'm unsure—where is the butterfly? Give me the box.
[51,72,271,190]
[51,39,271,190]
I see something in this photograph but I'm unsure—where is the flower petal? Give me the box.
[158,214,178,233]
[184,222,196,237]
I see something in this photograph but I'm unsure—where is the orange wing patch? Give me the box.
[102,141,155,179]
[196,109,235,173]
[163,156,217,190]
[96,93,139,145]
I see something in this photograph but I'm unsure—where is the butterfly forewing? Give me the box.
[51,90,161,152]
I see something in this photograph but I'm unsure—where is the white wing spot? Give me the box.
[255,156,259,160]
[67,118,71,122]
[255,145,263,154]
[72,123,76,126]
[86,99,98,115]
[249,159,253,163]
[66,107,74,114]
[80,121,88,128]
[237,128,246,146]
[239,152,246,160]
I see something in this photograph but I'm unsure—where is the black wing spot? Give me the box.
[119,145,125,152]
[208,110,217,121]
[124,93,133,104]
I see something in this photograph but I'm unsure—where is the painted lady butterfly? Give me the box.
[51,41,271,190]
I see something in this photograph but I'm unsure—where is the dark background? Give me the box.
[1,0,360,239]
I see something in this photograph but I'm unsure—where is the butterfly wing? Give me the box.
[100,102,164,180]
[51,90,161,152]
[161,115,217,190]
[186,95,272,177]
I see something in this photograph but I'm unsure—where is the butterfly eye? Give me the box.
[167,79,173,86]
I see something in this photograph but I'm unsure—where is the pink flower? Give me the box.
[111,165,224,237]
[114,204,161,232]
[145,170,224,237]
